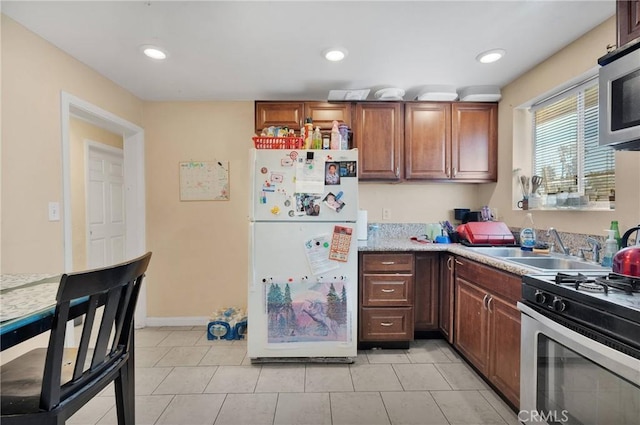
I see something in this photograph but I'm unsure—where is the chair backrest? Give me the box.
[40,252,152,411]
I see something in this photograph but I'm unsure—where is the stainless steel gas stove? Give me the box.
[518,271,640,425]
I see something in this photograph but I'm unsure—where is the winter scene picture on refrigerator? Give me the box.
[266,281,349,343]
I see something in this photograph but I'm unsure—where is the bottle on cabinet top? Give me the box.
[312,126,322,150]
[330,121,341,150]
[339,123,349,150]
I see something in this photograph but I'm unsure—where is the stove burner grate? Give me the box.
[555,272,608,293]
[594,273,640,295]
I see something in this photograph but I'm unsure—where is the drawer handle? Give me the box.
[380,322,394,327]
[381,288,395,293]
[381,261,395,265]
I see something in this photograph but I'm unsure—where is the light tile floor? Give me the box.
[68,326,520,425]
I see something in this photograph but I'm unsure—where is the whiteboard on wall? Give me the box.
[179,160,229,201]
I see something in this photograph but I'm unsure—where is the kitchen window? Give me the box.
[530,77,615,210]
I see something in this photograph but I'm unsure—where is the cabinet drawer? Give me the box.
[361,253,414,273]
[360,307,414,341]
[362,274,413,306]
[455,257,520,303]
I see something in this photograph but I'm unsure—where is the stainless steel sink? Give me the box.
[467,247,544,257]
[503,256,608,271]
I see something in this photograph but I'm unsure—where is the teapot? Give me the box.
[620,224,640,247]
[612,225,640,278]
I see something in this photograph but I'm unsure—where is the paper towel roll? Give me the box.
[357,210,368,240]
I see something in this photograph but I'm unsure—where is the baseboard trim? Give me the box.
[144,316,210,327]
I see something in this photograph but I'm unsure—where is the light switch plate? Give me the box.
[48,202,60,221]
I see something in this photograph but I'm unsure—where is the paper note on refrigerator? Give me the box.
[329,226,352,262]
[304,234,339,275]
[295,159,324,194]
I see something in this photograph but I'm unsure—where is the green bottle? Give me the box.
[610,220,622,250]
[312,127,322,150]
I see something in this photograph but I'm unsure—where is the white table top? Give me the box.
[0,274,60,323]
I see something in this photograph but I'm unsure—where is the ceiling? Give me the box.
[2,1,615,102]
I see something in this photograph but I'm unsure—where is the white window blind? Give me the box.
[532,79,615,206]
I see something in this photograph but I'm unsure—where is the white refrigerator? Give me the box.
[248,148,359,362]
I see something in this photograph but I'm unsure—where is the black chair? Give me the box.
[0,252,152,425]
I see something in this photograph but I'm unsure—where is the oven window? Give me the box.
[536,334,640,424]
[611,68,640,131]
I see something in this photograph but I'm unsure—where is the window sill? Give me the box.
[515,203,613,212]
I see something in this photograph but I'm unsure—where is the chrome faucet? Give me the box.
[547,227,570,255]
[579,237,602,263]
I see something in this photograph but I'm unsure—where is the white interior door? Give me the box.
[86,142,125,268]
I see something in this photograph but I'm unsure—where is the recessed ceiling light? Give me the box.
[324,48,348,62]
[476,49,505,64]
[141,45,168,60]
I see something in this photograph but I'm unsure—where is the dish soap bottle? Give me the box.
[312,126,322,150]
[330,121,341,150]
[601,229,618,267]
[610,220,622,249]
[520,213,536,251]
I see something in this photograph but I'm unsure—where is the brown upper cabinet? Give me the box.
[305,102,352,129]
[451,103,498,182]
[405,102,451,179]
[255,100,497,183]
[618,0,640,48]
[255,101,352,131]
[353,102,404,180]
[405,102,497,182]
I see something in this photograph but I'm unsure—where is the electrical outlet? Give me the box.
[382,208,391,220]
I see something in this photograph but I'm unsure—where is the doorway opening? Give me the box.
[60,92,147,326]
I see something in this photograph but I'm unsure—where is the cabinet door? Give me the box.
[438,254,455,343]
[354,102,404,180]
[488,295,521,408]
[255,102,304,131]
[404,102,451,180]
[414,253,439,331]
[305,102,352,130]
[451,103,497,182]
[618,0,640,47]
[454,277,489,374]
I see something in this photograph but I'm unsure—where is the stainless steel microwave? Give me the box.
[598,45,640,151]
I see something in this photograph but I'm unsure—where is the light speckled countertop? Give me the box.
[357,238,605,276]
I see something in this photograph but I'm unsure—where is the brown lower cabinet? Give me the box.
[357,250,520,408]
[453,257,521,408]
[414,253,440,331]
[359,252,414,343]
[438,254,455,344]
